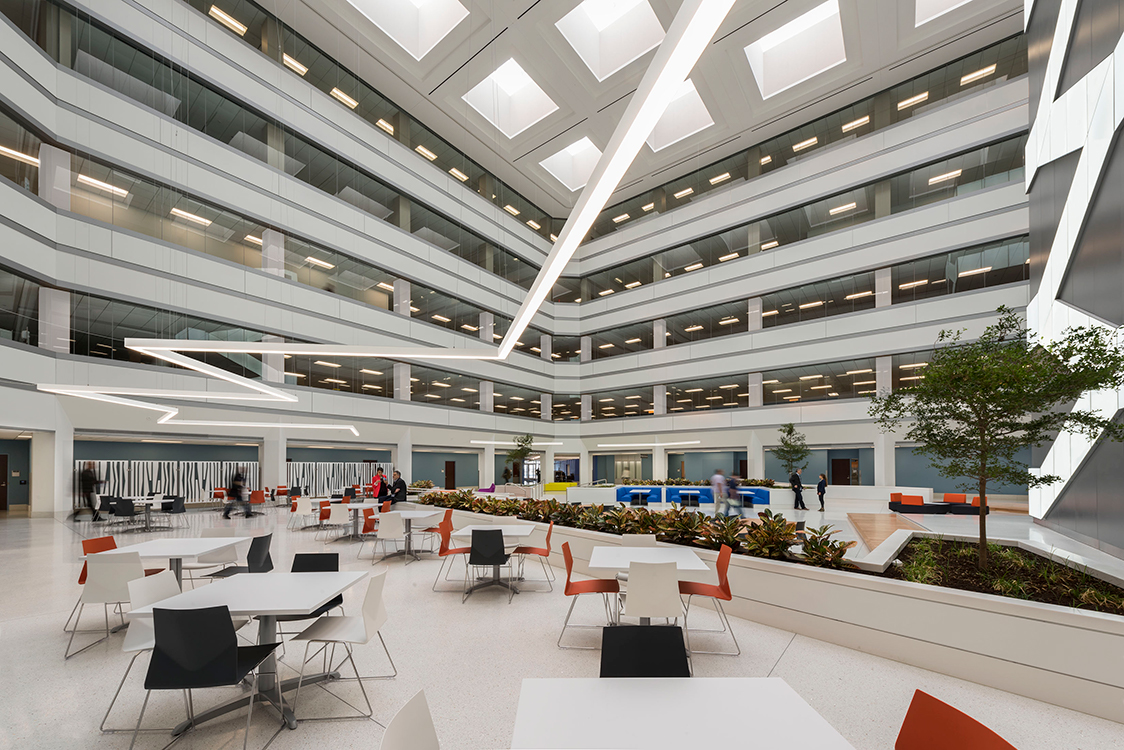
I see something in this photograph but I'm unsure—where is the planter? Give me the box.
[408,502,1124,724]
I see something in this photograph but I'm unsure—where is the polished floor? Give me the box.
[2,505,1123,749]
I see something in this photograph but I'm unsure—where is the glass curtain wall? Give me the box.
[666,375,748,413]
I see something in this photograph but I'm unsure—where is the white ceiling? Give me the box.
[260,0,1023,217]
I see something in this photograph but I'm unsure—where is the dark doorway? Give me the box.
[444,461,456,490]
[831,458,852,486]
[0,454,7,510]
[739,459,747,478]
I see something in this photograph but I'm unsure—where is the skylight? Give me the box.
[539,137,603,192]
[462,59,559,139]
[556,0,666,83]
[914,0,975,27]
[743,0,846,100]
[645,79,713,152]
[345,0,469,61]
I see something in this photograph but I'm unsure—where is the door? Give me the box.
[739,459,747,478]
[679,461,685,479]
[444,461,456,490]
[830,458,851,486]
[0,454,7,510]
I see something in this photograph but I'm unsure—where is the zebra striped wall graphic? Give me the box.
[286,462,393,496]
[74,460,262,506]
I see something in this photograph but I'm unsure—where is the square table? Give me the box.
[332,501,384,542]
[589,546,709,625]
[628,489,650,506]
[380,510,442,561]
[511,677,856,749]
[452,525,535,595]
[131,571,367,734]
[121,496,169,532]
[92,537,250,587]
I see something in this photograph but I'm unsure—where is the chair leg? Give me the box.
[293,641,311,720]
[244,670,258,750]
[100,651,141,733]
[557,594,609,650]
[127,690,151,750]
[65,603,115,660]
[432,556,449,591]
[63,595,81,633]
[345,644,373,718]
[682,596,741,656]
[377,631,398,679]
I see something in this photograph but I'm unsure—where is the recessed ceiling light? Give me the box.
[282,53,307,76]
[718,317,739,325]
[792,136,818,152]
[330,88,359,109]
[829,202,857,215]
[846,369,872,375]
[810,385,831,390]
[709,172,731,185]
[599,343,615,349]
[599,289,615,296]
[449,167,469,182]
[762,379,779,384]
[960,64,996,86]
[360,369,383,375]
[377,119,395,135]
[625,337,642,344]
[844,291,873,300]
[761,240,779,250]
[706,395,723,400]
[900,375,925,381]
[853,380,876,385]
[315,361,341,368]
[799,374,823,380]
[841,115,869,133]
[462,387,478,393]
[410,306,420,312]
[77,174,129,198]
[641,203,655,211]
[899,279,929,289]
[773,389,792,393]
[169,207,211,226]
[415,145,438,161]
[431,314,451,323]
[759,155,772,165]
[718,252,738,262]
[450,397,465,402]
[899,362,929,369]
[243,235,263,245]
[461,324,479,331]
[685,388,704,393]
[762,309,779,316]
[305,256,335,269]
[612,213,630,223]
[376,282,395,292]
[673,187,694,199]
[322,378,347,385]
[897,92,929,110]
[551,234,559,242]
[625,281,641,289]
[958,266,991,277]
[928,169,962,185]
[424,393,441,399]
[432,381,451,387]
[503,204,521,216]
[527,219,541,230]
[209,5,247,35]
[684,325,704,332]
[684,262,703,271]
[284,372,305,378]
[0,145,39,166]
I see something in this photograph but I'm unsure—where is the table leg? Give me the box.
[170,558,183,589]
[144,505,152,532]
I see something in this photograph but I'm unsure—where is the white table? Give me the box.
[328,501,385,542]
[93,537,250,588]
[381,510,441,561]
[131,571,366,734]
[589,545,709,625]
[511,678,855,749]
[628,489,651,505]
[121,496,168,532]
[452,525,535,595]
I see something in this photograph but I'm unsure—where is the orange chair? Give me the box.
[249,490,265,508]
[679,544,738,655]
[512,521,555,590]
[65,536,162,632]
[431,517,470,591]
[416,508,451,553]
[381,500,391,513]
[890,492,903,504]
[318,500,331,526]
[896,689,1016,749]
[901,495,925,506]
[558,542,620,649]
[942,493,967,504]
[971,496,982,506]
[212,488,226,501]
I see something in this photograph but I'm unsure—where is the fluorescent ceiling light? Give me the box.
[315,360,341,368]
[597,441,701,448]
[450,397,464,402]
[928,169,962,185]
[551,234,559,242]
[463,58,558,139]
[709,172,731,185]
[685,388,703,393]
[641,203,655,211]
[810,385,831,390]
[462,387,478,393]
[958,266,991,277]
[706,395,724,400]
[844,291,872,300]
[432,381,451,387]
[599,289,615,296]
[557,0,666,82]
[718,253,738,262]
[244,235,263,245]
[915,0,975,27]
[762,309,779,316]
[626,395,643,399]
[773,389,792,393]
[209,5,247,35]
[799,374,823,380]
[625,281,641,289]
[424,394,441,399]
[760,155,772,165]
[170,207,211,226]
[762,379,779,384]
[961,64,996,86]
[77,174,128,198]
[718,317,739,325]
[799,301,824,309]
[625,337,642,344]
[345,0,469,61]
[504,205,521,216]
[684,325,704,332]
[853,380,875,385]
[282,54,307,76]
[322,378,347,385]
[899,279,929,289]
[792,136,818,152]
[0,144,39,166]
[761,240,779,250]
[305,256,335,269]
[646,79,713,152]
[829,202,856,215]
[846,369,872,375]
[719,384,739,389]
[899,362,928,369]
[415,145,438,161]
[410,306,421,313]
[431,314,451,323]
[330,88,359,109]
[744,0,846,100]
[449,167,469,181]
[376,282,395,291]
[599,398,614,402]
[897,92,929,110]
[684,262,703,271]
[673,187,694,199]
[841,115,869,133]
[900,375,925,381]
[360,369,383,375]
[361,384,382,390]
[598,343,615,349]
[377,119,395,135]
[612,213,630,223]
[284,372,305,378]
[527,220,541,230]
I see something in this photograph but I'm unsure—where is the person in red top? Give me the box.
[370,467,389,499]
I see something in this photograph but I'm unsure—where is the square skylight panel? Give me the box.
[645,79,713,152]
[539,137,603,192]
[346,0,468,61]
[555,0,666,83]
[462,58,559,139]
[743,0,846,100]
[914,0,975,27]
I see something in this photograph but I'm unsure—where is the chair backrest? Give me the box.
[902,495,925,506]
[379,689,440,750]
[469,529,508,566]
[623,561,681,619]
[437,520,454,555]
[124,570,180,651]
[250,490,265,505]
[890,492,903,504]
[290,487,302,498]
[895,690,1016,749]
[379,512,406,541]
[543,521,554,552]
[247,534,273,573]
[942,493,967,504]
[715,545,733,599]
[84,551,145,604]
[291,552,339,573]
[294,497,313,516]
[116,497,136,516]
[319,500,331,521]
[212,488,226,500]
[561,542,579,591]
[150,605,238,686]
[168,495,186,513]
[328,505,350,525]
[622,534,658,547]
[79,536,117,584]
[361,567,390,639]
[344,487,356,498]
[363,508,377,533]
[381,500,392,513]
[198,527,238,564]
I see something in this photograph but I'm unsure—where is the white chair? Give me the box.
[66,551,145,659]
[315,505,350,542]
[289,496,314,529]
[622,561,684,623]
[616,534,658,586]
[181,527,238,587]
[101,571,181,733]
[371,512,405,561]
[292,568,396,720]
[379,690,440,750]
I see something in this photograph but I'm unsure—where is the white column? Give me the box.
[37,144,70,210]
[479,381,494,412]
[393,279,411,316]
[258,429,286,490]
[540,333,552,361]
[653,384,667,415]
[874,432,896,486]
[483,443,496,487]
[540,393,552,420]
[653,319,667,348]
[748,372,763,408]
[581,394,592,421]
[652,445,668,481]
[30,401,73,518]
[38,288,70,353]
[394,363,411,400]
[578,446,591,484]
[747,431,765,479]
[479,312,494,343]
[396,429,413,483]
[542,444,556,485]
[580,336,592,362]
[876,355,893,395]
[875,268,892,308]
[747,298,763,331]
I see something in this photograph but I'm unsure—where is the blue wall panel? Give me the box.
[0,439,31,504]
[412,452,478,488]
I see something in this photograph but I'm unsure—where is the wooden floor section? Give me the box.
[848,513,925,550]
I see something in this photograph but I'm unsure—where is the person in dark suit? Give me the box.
[389,470,408,504]
[78,462,102,522]
[817,473,827,512]
[789,468,807,510]
[222,466,251,519]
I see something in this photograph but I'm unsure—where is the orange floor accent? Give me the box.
[848,513,924,550]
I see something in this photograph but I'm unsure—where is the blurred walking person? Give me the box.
[222,466,251,519]
[77,461,102,522]
[710,469,727,516]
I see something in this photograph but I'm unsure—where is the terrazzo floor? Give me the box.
[2,506,1122,749]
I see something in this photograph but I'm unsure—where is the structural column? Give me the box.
[539,393,552,420]
[479,312,494,343]
[874,431,896,487]
[747,372,763,408]
[875,268,892,308]
[541,444,556,484]
[652,445,668,482]
[580,394,592,422]
[747,298,763,331]
[747,431,765,479]
[482,443,496,487]
[578,446,591,485]
[30,400,73,518]
[38,288,70,353]
[258,429,287,490]
[580,336,592,362]
[653,385,667,416]
[479,381,494,412]
[394,363,411,401]
[876,355,893,395]
[653,319,667,348]
[259,229,286,383]
[393,279,411,316]
[539,334,552,361]
[396,429,413,483]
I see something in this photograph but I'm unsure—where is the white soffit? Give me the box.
[555,0,666,82]
[540,137,603,192]
[914,0,976,27]
[645,78,713,152]
[462,58,559,139]
[743,0,847,101]
[345,0,469,61]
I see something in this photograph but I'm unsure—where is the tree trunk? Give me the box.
[977,477,988,569]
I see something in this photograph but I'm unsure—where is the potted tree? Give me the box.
[506,434,534,485]
[772,423,811,479]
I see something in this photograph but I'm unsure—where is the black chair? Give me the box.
[600,625,690,678]
[208,534,273,578]
[132,605,279,750]
[276,553,344,633]
[290,487,302,499]
[463,529,514,603]
[111,497,142,529]
[343,487,356,499]
[162,495,187,528]
[98,496,118,517]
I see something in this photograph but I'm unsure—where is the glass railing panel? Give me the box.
[762,357,879,406]
[666,374,748,413]
[0,265,42,345]
[552,394,582,421]
[591,322,652,360]
[551,336,581,363]
[493,383,543,418]
[411,365,477,409]
[761,270,877,327]
[665,300,748,346]
[591,386,654,420]
[892,236,1030,303]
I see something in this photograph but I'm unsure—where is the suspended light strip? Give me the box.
[760,240,779,250]
[841,115,869,133]
[415,145,438,161]
[798,301,824,309]
[330,88,359,108]
[792,136,818,152]
[170,207,211,226]
[897,91,929,110]
[0,144,39,166]
[449,167,468,181]
[77,174,129,198]
[829,202,857,215]
[844,290,873,300]
[899,279,929,289]
[709,172,731,185]
[377,119,395,135]
[282,54,307,76]
[305,256,335,269]
[958,266,991,277]
[960,64,996,86]
[208,5,247,35]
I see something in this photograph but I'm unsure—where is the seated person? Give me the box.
[389,470,408,504]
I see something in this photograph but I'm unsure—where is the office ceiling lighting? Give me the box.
[415,145,438,161]
[462,387,478,393]
[799,301,824,309]
[0,144,39,165]
[503,204,521,216]
[960,63,996,86]
[244,235,263,245]
[762,379,779,384]
[612,213,630,223]
[77,174,129,198]
[799,374,823,380]
[377,119,395,135]
[431,314,451,323]
[841,115,869,133]
[706,395,723,400]
[551,235,559,242]
[599,289,615,296]
[641,203,655,211]
[209,5,247,35]
[673,187,694,199]
[284,372,305,378]
[844,291,873,300]
[684,325,704,332]
[718,252,738,262]
[685,388,704,393]
[449,167,469,182]
[792,136,818,152]
[305,256,335,269]
[899,362,928,369]
[899,279,929,289]
[759,155,772,165]
[709,172,731,185]
[463,58,559,139]
[346,0,468,61]
[424,393,441,399]
[719,384,739,389]
[597,440,701,448]
[625,281,641,289]
[718,317,739,325]
[169,207,211,226]
[598,343,615,349]
[330,88,359,109]
[314,361,341,368]
[557,0,665,82]
[376,282,395,292]
[684,262,704,271]
[469,440,562,446]
[359,369,383,375]
[625,337,642,344]
[773,389,792,393]
[810,384,831,390]
[761,240,779,250]
[853,380,875,385]
[282,53,307,76]
[958,266,991,277]
[897,91,929,110]
[142,439,183,444]
[322,378,347,385]
[626,395,643,399]
[846,369,872,375]
[526,220,541,230]
[829,202,857,215]
[928,169,962,185]
[460,324,478,331]
[762,309,779,316]
[900,375,925,381]
[432,381,451,387]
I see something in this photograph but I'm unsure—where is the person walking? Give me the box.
[222,466,251,519]
[77,461,102,522]
[789,468,807,510]
[817,473,827,512]
[726,474,744,518]
[389,470,408,505]
[710,469,727,515]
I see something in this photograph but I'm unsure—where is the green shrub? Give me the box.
[743,509,798,560]
[801,525,856,569]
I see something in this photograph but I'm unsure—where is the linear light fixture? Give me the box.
[598,343,615,349]
[928,169,961,185]
[415,145,438,161]
[844,291,872,300]
[503,205,520,216]
[209,5,247,35]
[705,395,723,400]
[684,325,704,332]
[718,252,738,262]
[718,317,739,325]
[625,337,642,344]
[283,53,307,76]
[612,213,630,223]
[305,256,335,269]
[685,388,703,393]
[377,119,395,135]
[431,314,451,323]
[684,262,704,272]
[625,281,641,289]
[761,240,779,250]
[0,144,39,166]
[672,187,695,200]
[841,115,869,133]
[322,378,347,385]
[424,394,441,399]
[169,207,211,226]
[527,220,541,230]
[597,440,701,448]
[799,374,823,380]
[829,202,857,215]
[960,64,996,86]
[599,289,615,296]
[799,301,824,309]
[550,234,559,241]
[244,235,263,245]
[641,203,655,211]
[900,375,925,381]
[462,387,478,393]
[761,309,779,316]
[858,389,874,395]
[719,384,739,389]
[897,91,928,110]
[142,439,183,444]
[449,167,468,181]
[284,372,305,378]
[376,282,395,292]
[469,440,562,445]
[759,155,772,165]
[77,174,129,198]
[626,395,643,399]
[792,136,818,152]
[810,385,831,390]
[360,369,383,375]
[853,380,875,385]
[762,379,779,384]
[899,279,929,289]
[846,369,872,375]
[432,381,452,387]
[460,324,478,331]
[709,172,731,185]
[314,360,341,368]
[958,266,991,277]
[330,88,359,108]
[773,389,792,393]
[899,362,928,369]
